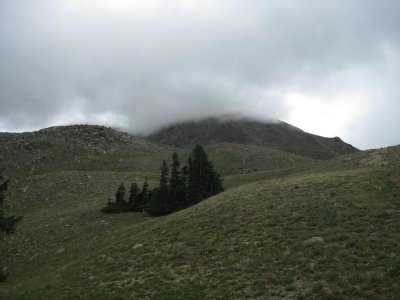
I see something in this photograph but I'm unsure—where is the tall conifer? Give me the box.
[138,178,149,211]
[187,145,223,204]
[128,181,140,210]
[147,161,170,216]
[115,183,126,204]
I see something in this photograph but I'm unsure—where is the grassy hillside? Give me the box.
[0,125,318,179]
[205,143,315,176]
[224,145,400,189]
[1,146,399,299]
[0,125,173,177]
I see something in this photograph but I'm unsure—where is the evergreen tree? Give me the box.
[169,152,186,210]
[147,161,170,216]
[102,147,222,217]
[158,160,169,205]
[102,179,152,213]
[169,152,181,193]
[146,187,159,216]
[115,183,126,204]
[0,168,22,281]
[187,156,196,204]
[128,181,140,211]
[187,145,224,204]
[137,178,149,211]
[207,161,224,196]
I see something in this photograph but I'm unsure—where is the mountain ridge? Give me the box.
[146,117,358,159]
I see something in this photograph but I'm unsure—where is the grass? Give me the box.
[205,143,315,176]
[1,161,400,298]
[1,127,399,299]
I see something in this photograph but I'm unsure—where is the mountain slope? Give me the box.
[1,159,399,299]
[146,117,358,159]
[0,124,318,177]
[205,143,315,176]
[0,125,173,176]
[1,123,399,299]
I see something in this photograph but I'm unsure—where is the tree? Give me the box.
[158,160,170,206]
[187,145,224,204]
[169,152,186,210]
[147,160,171,216]
[102,146,223,217]
[138,178,149,211]
[128,181,140,211]
[146,187,159,216]
[0,169,22,281]
[115,183,126,204]
[169,152,181,193]
[102,179,152,213]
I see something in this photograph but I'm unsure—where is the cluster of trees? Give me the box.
[102,145,224,216]
[101,179,150,213]
[0,168,22,282]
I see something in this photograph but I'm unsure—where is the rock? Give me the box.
[55,248,65,254]
[303,237,325,245]
[29,253,39,260]
[132,243,143,250]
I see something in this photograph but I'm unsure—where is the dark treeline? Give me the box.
[101,145,224,216]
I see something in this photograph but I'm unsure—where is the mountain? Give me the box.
[146,117,358,159]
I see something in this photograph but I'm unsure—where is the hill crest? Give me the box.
[146,117,358,159]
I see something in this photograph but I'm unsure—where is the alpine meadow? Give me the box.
[0,119,399,299]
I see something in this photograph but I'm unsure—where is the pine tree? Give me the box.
[207,160,224,196]
[158,160,169,205]
[115,183,126,205]
[137,178,149,211]
[128,181,140,211]
[169,152,181,193]
[169,152,186,210]
[187,145,224,204]
[147,161,170,216]
[0,168,22,281]
[145,147,223,217]
[146,187,159,216]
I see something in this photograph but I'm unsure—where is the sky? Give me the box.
[0,0,399,149]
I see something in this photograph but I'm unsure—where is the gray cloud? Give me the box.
[0,0,399,149]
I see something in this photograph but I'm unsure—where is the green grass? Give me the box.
[205,143,315,176]
[1,128,399,299]
[1,162,400,298]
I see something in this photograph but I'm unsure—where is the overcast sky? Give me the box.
[0,0,399,149]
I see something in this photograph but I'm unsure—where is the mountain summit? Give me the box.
[146,117,358,159]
